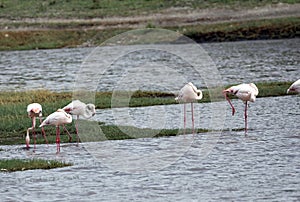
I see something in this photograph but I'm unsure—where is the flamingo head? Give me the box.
[30,108,42,118]
[223,86,238,96]
[287,87,295,94]
[87,104,96,117]
[195,90,203,100]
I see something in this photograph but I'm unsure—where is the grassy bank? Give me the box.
[0,28,128,50]
[0,0,298,19]
[0,0,299,50]
[0,159,72,172]
[0,17,299,50]
[180,17,299,43]
[0,81,295,145]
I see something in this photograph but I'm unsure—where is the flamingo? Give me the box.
[287,79,300,94]
[63,100,96,144]
[39,109,72,153]
[175,82,203,135]
[26,103,48,149]
[223,83,259,135]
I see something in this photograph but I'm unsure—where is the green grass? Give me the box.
[0,81,295,145]
[255,81,294,97]
[0,0,298,19]
[178,17,300,42]
[0,29,127,50]
[1,17,299,50]
[0,0,299,50]
[0,158,72,172]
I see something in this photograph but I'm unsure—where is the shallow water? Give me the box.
[0,38,299,201]
[0,38,299,92]
[0,95,299,201]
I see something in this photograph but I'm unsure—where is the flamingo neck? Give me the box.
[223,92,236,116]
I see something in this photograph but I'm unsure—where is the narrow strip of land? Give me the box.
[1,3,299,30]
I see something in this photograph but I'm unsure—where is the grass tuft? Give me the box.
[0,158,72,172]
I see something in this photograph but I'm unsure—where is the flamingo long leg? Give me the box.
[191,103,195,135]
[62,124,72,142]
[76,115,79,146]
[183,103,186,135]
[244,101,248,135]
[39,117,48,145]
[56,126,60,153]
[32,118,36,150]
[224,93,236,116]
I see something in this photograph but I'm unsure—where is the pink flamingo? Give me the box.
[39,109,72,153]
[175,82,203,135]
[223,83,259,134]
[63,100,96,145]
[26,103,48,149]
[287,79,300,94]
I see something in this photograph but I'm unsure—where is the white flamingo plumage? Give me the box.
[63,100,96,145]
[40,109,72,153]
[26,103,48,149]
[223,83,259,134]
[287,79,300,94]
[175,82,203,135]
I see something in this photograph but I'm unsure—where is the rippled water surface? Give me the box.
[0,38,299,91]
[0,39,299,201]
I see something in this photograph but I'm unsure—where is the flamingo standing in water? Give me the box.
[223,83,259,135]
[63,100,96,145]
[175,82,203,135]
[26,103,48,149]
[40,109,72,153]
[287,79,300,94]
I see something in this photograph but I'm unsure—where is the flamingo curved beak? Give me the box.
[223,90,235,116]
[287,88,294,94]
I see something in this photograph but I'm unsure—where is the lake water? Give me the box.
[0,38,299,92]
[0,38,299,201]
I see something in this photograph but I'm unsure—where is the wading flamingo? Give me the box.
[40,109,72,153]
[63,100,96,145]
[223,83,259,135]
[26,103,48,149]
[175,82,203,135]
[287,79,300,94]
